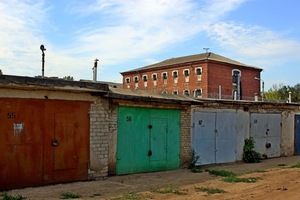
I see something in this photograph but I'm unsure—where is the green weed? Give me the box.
[60,192,81,199]
[290,162,300,168]
[223,176,259,183]
[194,186,226,194]
[207,169,236,177]
[1,193,26,200]
[153,186,187,195]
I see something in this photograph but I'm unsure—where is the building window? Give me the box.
[232,69,241,84]
[125,77,130,83]
[195,67,202,75]
[142,75,148,82]
[162,72,168,80]
[173,90,178,95]
[194,89,202,97]
[134,76,139,83]
[152,73,157,81]
[172,70,178,78]
[183,69,190,77]
[183,90,190,96]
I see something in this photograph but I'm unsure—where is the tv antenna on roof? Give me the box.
[203,48,210,53]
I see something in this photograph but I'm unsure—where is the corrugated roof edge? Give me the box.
[105,86,201,104]
[120,52,262,74]
[0,74,109,92]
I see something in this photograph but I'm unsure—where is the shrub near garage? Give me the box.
[243,137,262,163]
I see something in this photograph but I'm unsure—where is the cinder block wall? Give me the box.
[89,98,110,177]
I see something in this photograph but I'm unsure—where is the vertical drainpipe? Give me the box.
[237,75,241,100]
[218,85,222,99]
[93,58,99,81]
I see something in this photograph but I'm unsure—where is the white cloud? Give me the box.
[68,0,247,67]
[208,21,300,62]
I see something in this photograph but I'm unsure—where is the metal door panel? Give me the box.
[134,109,150,173]
[117,107,150,174]
[216,112,237,163]
[0,99,44,190]
[250,113,281,158]
[165,110,181,170]
[192,112,216,165]
[43,101,90,184]
[150,118,167,171]
[54,114,76,170]
[295,115,300,155]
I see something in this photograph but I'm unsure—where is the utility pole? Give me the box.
[40,45,46,77]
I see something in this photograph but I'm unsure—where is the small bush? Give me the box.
[243,137,261,163]
[189,149,200,169]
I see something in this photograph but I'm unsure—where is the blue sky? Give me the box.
[1,0,300,90]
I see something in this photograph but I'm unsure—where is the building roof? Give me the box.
[0,74,109,93]
[106,86,199,104]
[121,52,262,74]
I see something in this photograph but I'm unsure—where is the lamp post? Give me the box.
[255,77,264,101]
[40,45,46,77]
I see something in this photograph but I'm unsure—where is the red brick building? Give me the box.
[121,52,263,100]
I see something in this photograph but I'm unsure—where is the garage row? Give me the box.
[1,75,300,189]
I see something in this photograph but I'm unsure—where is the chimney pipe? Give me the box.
[93,58,99,81]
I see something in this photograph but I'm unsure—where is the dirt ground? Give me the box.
[3,155,300,200]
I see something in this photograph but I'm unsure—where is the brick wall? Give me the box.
[89,98,110,178]
[180,107,191,167]
[122,61,261,100]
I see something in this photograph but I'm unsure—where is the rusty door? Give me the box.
[0,98,44,190]
[0,98,91,190]
[43,100,90,184]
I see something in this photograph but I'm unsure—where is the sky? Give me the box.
[1,0,300,90]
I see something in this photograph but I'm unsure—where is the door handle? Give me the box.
[52,139,59,147]
[148,150,152,156]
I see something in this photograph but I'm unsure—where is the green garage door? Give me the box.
[116,106,181,175]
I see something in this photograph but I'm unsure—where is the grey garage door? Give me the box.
[192,111,237,165]
[250,113,281,158]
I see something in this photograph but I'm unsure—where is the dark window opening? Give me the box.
[184,70,189,77]
[134,77,138,83]
[196,68,202,75]
[152,74,157,81]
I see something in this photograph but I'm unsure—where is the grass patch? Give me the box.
[290,162,300,168]
[194,186,226,195]
[191,167,202,173]
[153,186,187,195]
[207,169,236,177]
[60,192,81,199]
[223,176,259,183]
[110,192,148,200]
[0,193,26,200]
